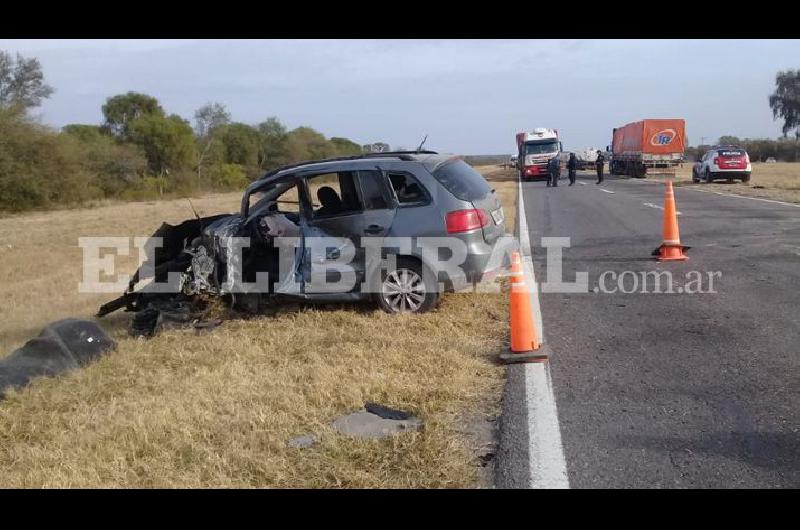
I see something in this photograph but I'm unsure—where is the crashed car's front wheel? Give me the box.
[377,257,439,314]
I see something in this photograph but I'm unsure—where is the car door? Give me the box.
[297,168,396,295]
[703,150,713,172]
[355,168,398,294]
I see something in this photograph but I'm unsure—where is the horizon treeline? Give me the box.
[0,51,387,213]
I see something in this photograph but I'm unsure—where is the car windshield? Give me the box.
[244,179,296,217]
[524,141,559,155]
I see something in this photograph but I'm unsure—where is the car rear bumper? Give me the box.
[710,170,751,178]
[447,239,511,291]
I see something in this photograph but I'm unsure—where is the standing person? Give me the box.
[567,152,578,186]
[547,155,560,187]
[595,150,605,184]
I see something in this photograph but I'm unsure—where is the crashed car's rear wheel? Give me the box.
[378,257,438,314]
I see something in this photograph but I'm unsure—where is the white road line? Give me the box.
[525,360,570,488]
[516,177,570,489]
[599,189,615,194]
[782,244,800,256]
[579,182,586,186]
[643,202,682,215]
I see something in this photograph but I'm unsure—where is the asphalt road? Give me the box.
[523,172,800,488]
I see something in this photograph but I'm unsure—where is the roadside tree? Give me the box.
[769,70,800,139]
[0,51,54,109]
[102,92,165,140]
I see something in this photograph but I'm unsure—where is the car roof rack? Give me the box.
[361,150,439,161]
[363,150,439,156]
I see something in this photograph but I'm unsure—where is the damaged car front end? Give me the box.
[97,176,305,335]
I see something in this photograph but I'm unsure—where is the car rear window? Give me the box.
[431,160,491,201]
[718,149,745,157]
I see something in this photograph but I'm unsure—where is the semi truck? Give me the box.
[575,147,601,170]
[608,119,686,178]
[516,128,562,181]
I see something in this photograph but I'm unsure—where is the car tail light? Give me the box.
[446,209,489,233]
[713,157,719,166]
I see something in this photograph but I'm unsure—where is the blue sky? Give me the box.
[1,39,798,154]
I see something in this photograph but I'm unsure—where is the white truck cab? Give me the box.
[517,128,562,180]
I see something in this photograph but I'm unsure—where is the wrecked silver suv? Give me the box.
[97,152,509,334]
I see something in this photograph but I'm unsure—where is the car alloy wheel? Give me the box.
[381,268,426,313]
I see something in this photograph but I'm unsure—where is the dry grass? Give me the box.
[649,162,800,204]
[0,297,507,488]
[0,168,518,488]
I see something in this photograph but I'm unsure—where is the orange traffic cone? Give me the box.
[653,181,689,262]
[500,251,546,364]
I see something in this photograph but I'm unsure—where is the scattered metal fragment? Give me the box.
[287,434,317,449]
[194,318,223,332]
[331,407,423,439]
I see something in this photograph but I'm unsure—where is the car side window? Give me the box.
[387,172,428,206]
[357,170,390,210]
[305,172,363,219]
[274,183,301,214]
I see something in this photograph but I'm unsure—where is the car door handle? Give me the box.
[364,224,384,235]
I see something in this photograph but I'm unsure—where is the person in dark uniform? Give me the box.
[567,152,578,186]
[595,150,605,184]
[546,155,560,187]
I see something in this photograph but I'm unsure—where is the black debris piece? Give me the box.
[0,319,116,398]
[365,402,412,421]
[129,296,202,338]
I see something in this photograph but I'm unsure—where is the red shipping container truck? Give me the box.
[608,119,686,178]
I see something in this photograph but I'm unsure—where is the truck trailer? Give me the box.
[609,119,686,178]
[516,128,562,181]
[575,147,601,170]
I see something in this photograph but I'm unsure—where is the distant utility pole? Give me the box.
[700,136,707,146]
